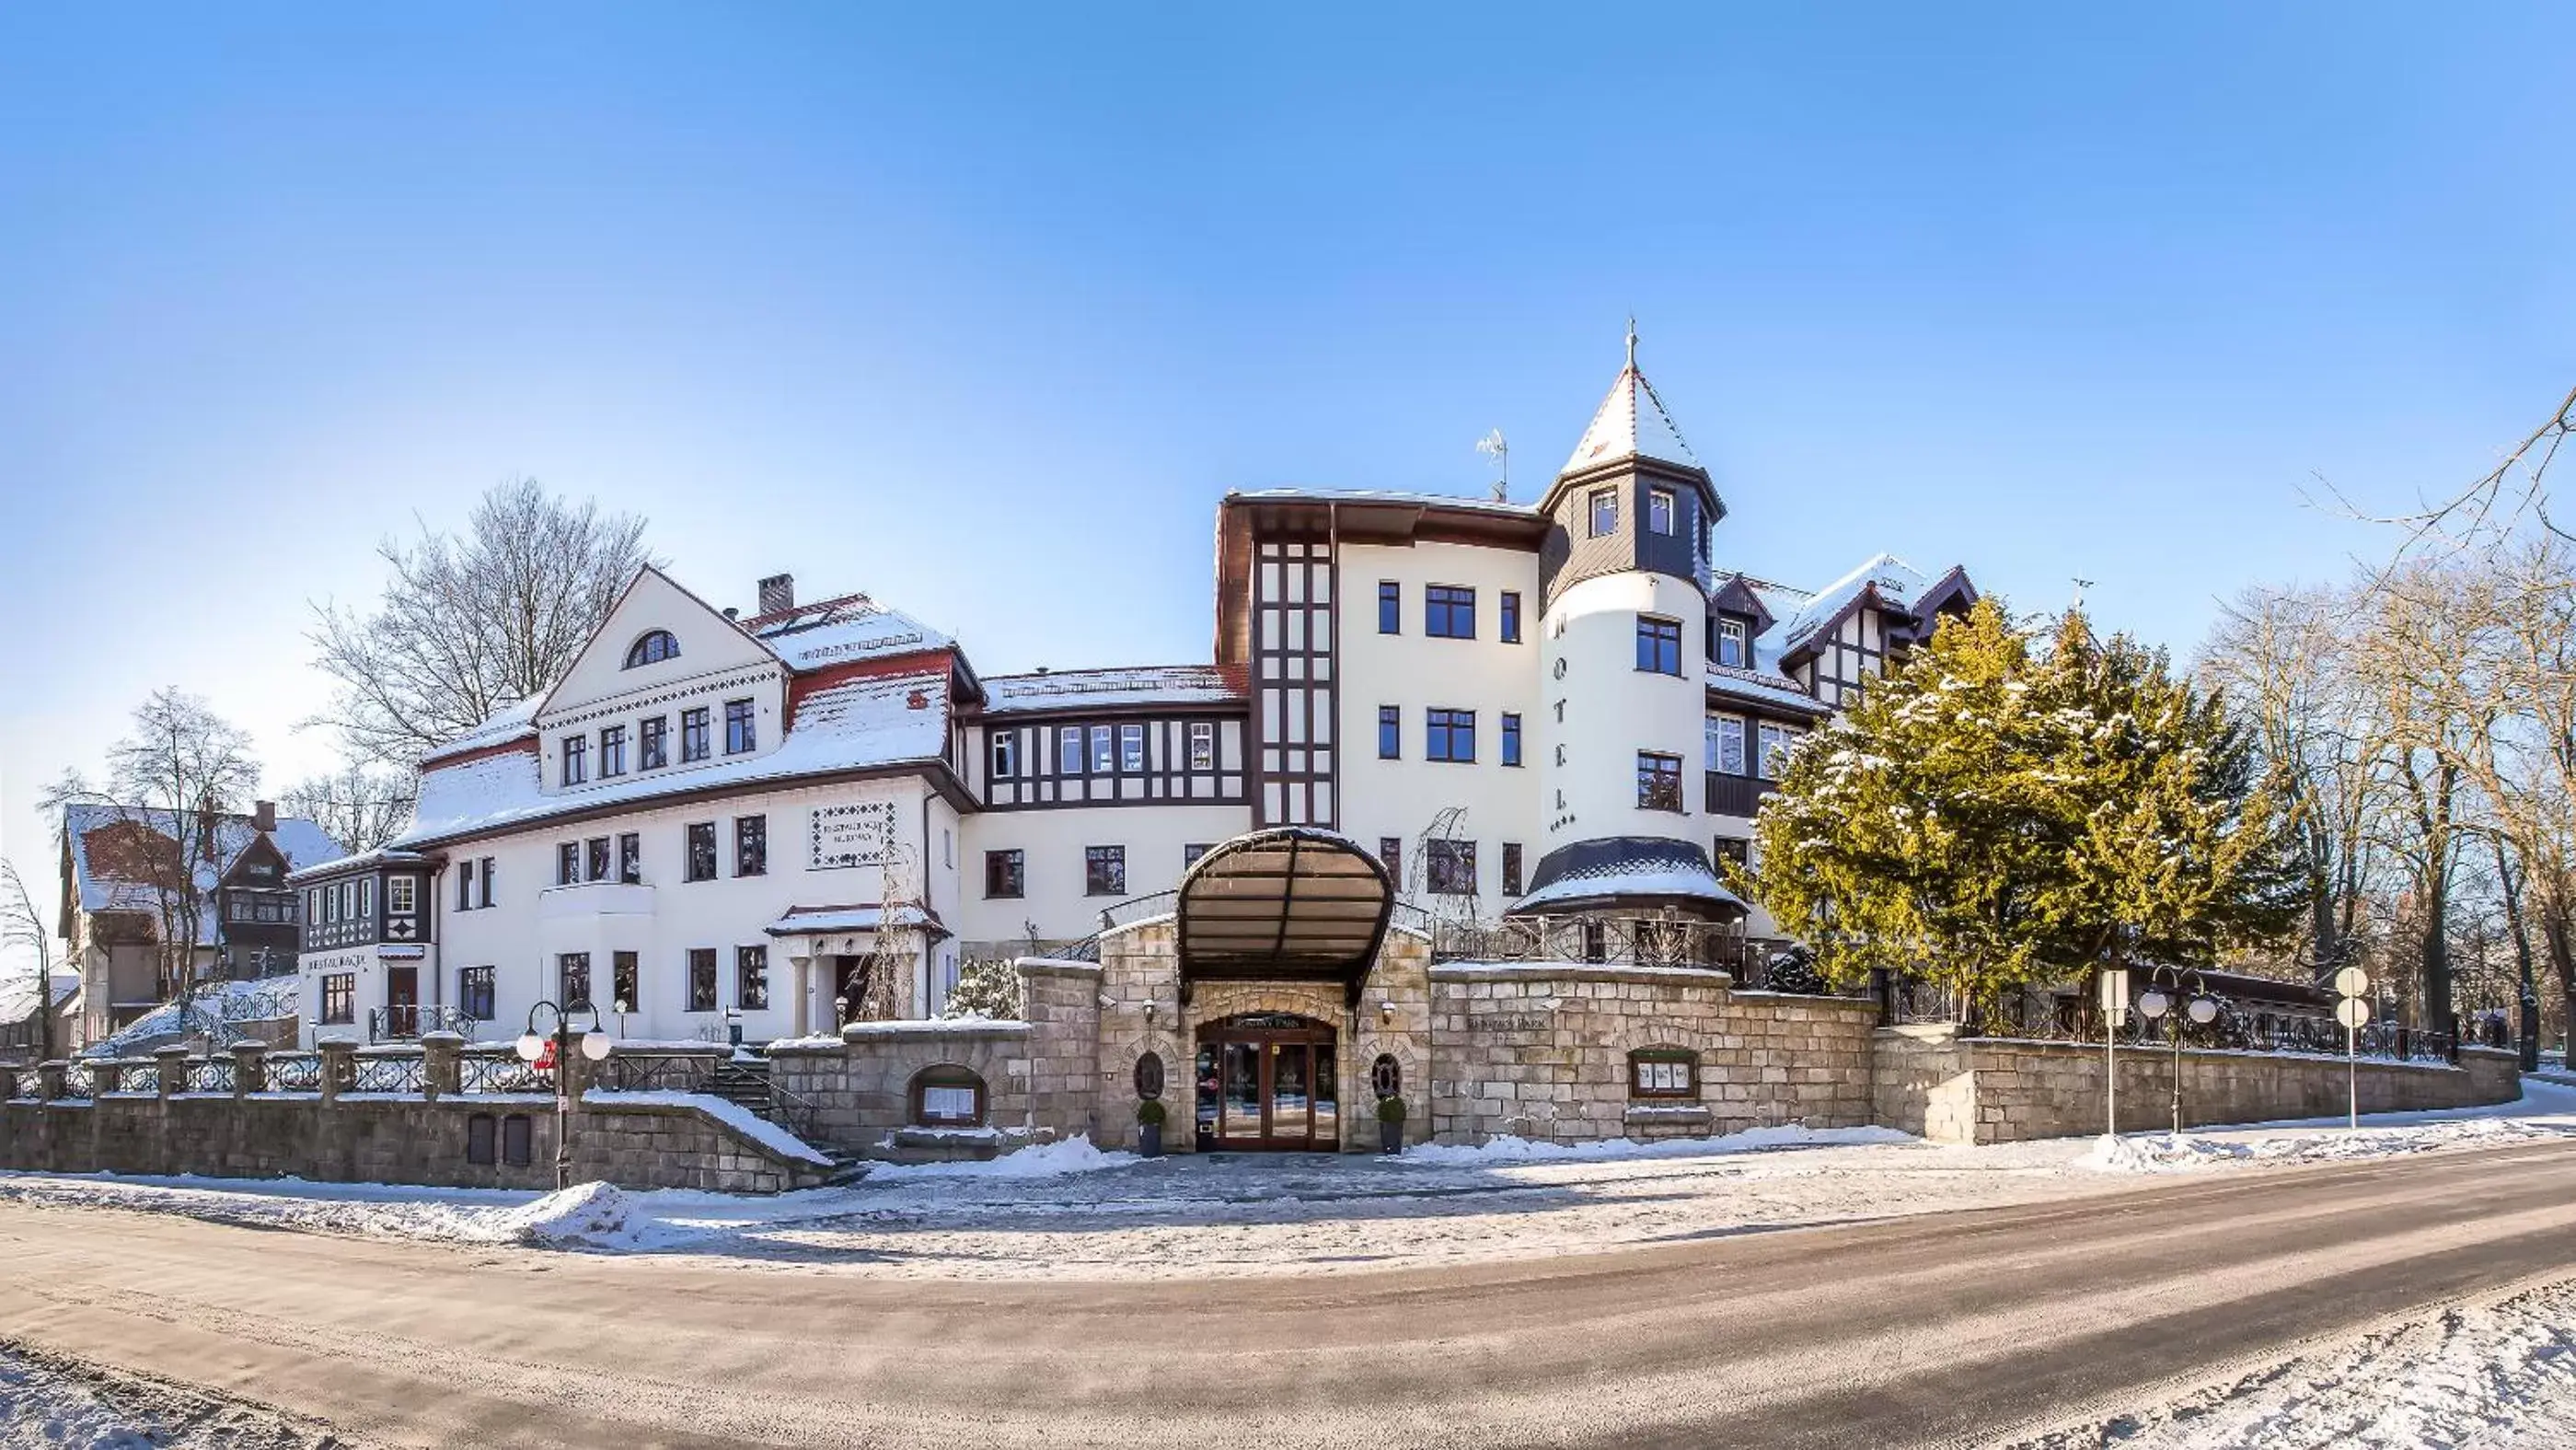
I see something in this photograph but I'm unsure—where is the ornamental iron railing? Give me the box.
[593,1050,724,1095]
[458,1049,549,1096]
[1429,916,1829,991]
[1883,975,2462,1063]
[182,1057,236,1095]
[263,1051,323,1093]
[350,1052,425,1095]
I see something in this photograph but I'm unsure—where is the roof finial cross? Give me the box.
[1625,314,1638,370]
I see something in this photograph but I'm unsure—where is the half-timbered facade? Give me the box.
[360,341,1976,1051]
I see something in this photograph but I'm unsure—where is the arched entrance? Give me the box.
[1194,1013,1339,1152]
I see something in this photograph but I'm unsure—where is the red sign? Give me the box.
[535,1038,558,1073]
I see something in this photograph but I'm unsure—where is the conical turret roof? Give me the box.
[1562,325,1700,476]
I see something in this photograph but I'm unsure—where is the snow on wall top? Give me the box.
[395,669,953,847]
[1563,364,1699,475]
[63,805,348,931]
[1228,487,1540,517]
[981,664,1246,713]
[1511,862,1744,915]
[765,902,945,937]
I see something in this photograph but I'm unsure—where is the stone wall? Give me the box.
[1873,1027,2524,1144]
[0,1091,826,1194]
[769,1018,1045,1161]
[1427,964,1879,1144]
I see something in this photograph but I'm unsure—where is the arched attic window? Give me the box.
[624,630,681,669]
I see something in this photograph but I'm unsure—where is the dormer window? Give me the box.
[624,630,681,669]
[561,735,587,786]
[1715,617,1749,669]
[1648,489,1675,536]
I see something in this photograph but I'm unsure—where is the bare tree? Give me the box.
[2317,383,2576,559]
[0,859,60,1062]
[858,840,921,1022]
[306,478,656,769]
[279,762,416,853]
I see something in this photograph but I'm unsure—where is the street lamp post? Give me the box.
[514,998,615,1191]
[2132,966,2217,1138]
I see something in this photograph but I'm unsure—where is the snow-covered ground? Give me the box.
[2010,1275,2576,1449]
[0,1341,334,1448]
[1,1081,2570,1282]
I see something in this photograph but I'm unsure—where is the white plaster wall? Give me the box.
[1541,571,1705,858]
[1334,541,1543,911]
[954,803,1252,947]
[431,775,948,1045]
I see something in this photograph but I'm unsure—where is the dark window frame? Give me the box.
[560,734,586,786]
[687,948,719,1012]
[1379,836,1403,883]
[639,715,668,770]
[1630,1048,1698,1099]
[1378,705,1401,760]
[1501,842,1524,896]
[624,630,681,669]
[320,972,354,1025]
[985,849,1025,899]
[1425,584,1476,640]
[734,815,768,876]
[723,698,757,755]
[1648,488,1676,536]
[1083,844,1126,898]
[1377,579,1401,634]
[681,706,711,762]
[736,945,768,1011]
[598,725,627,778]
[1500,591,1522,644]
[1636,615,1684,676]
[612,952,639,1013]
[558,952,592,1008]
[1588,487,1618,538]
[909,1065,988,1128]
[685,822,719,883]
[1500,713,1522,767]
[556,842,579,887]
[459,966,495,1021]
[1426,707,1476,763]
[1637,751,1686,812]
[618,832,641,885]
[1427,838,1477,896]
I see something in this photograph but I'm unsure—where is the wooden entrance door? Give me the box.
[384,966,420,1038]
[1194,1015,1340,1152]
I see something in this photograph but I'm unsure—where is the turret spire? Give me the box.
[1562,321,1699,476]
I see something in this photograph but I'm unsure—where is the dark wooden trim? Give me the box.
[397,758,976,853]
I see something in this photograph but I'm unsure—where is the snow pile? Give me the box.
[1404,1123,1915,1166]
[489,1181,641,1248]
[0,1342,336,1449]
[866,1134,1138,1182]
[2012,1277,2576,1449]
[580,1089,834,1166]
[80,977,300,1058]
[2078,1117,2569,1174]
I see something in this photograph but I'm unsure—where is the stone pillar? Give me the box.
[230,1041,266,1098]
[155,1045,189,1101]
[35,1061,65,1102]
[421,1031,463,1101]
[91,1061,123,1096]
[790,954,813,1038]
[317,1039,356,1105]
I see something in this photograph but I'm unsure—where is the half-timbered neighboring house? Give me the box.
[358,342,1978,1050]
[57,801,346,1047]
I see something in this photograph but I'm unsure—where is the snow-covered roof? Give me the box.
[764,903,948,938]
[749,594,954,672]
[421,696,543,764]
[394,669,953,847]
[1511,861,1745,915]
[285,845,430,884]
[1228,487,1539,517]
[1779,553,1928,652]
[63,805,347,934]
[1563,362,1699,475]
[1705,665,1832,716]
[981,664,1246,713]
[0,972,79,1026]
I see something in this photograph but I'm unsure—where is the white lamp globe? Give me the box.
[2138,989,2170,1019]
[580,1031,613,1061]
[514,1032,544,1063]
[2187,996,2220,1026]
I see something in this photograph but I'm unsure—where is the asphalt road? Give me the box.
[1,1143,2572,1449]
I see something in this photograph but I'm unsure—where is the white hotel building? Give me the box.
[293,348,1976,1047]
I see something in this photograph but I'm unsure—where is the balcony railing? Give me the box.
[1705,771,1774,818]
[1430,917,1830,991]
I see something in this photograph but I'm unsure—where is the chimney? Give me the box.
[253,800,276,834]
[757,573,796,616]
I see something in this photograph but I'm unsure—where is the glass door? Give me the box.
[1270,1043,1311,1143]
[1219,1042,1264,1147]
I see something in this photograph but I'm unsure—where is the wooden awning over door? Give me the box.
[1174,829,1394,1007]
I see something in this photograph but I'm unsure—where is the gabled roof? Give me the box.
[747,592,957,673]
[62,805,346,936]
[981,664,1248,715]
[1777,552,1930,663]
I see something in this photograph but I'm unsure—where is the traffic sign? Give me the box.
[2336,998,2371,1030]
[2334,967,2370,1000]
[2098,969,2130,1013]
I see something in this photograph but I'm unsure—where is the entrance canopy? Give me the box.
[1174,829,1395,1006]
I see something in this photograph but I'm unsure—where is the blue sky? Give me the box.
[3,4,2571,904]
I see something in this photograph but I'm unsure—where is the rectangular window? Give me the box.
[1709,715,1748,775]
[1637,751,1685,812]
[618,833,641,885]
[560,734,586,786]
[459,966,494,1021]
[1648,488,1676,536]
[1378,705,1401,760]
[358,876,375,922]
[1083,845,1126,897]
[1184,842,1214,867]
[724,699,757,754]
[559,952,591,1007]
[736,945,769,1011]
[1057,726,1084,774]
[557,842,579,887]
[1378,579,1401,634]
[308,887,324,924]
[387,876,415,914]
[612,952,639,1013]
[1427,708,1476,763]
[1714,837,1750,870]
[1119,723,1146,771]
[735,816,768,876]
[681,707,710,762]
[985,849,1024,899]
[1716,617,1749,669]
[1089,725,1114,773]
[1758,722,1797,780]
[1501,841,1524,897]
[598,725,627,778]
[1636,616,1683,675]
[687,948,719,1012]
[1500,591,1522,644]
[686,822,718,882]
[478,858,494,909]
[640,715,668,770]
[991,730,1019,778]
[1427,839,1477,896]
[1501,713,1523,767]
[1378,837,1403,884]
[1426,585,1476,639]
[320,973,354,1025]
[585,837,610,883]
[1588,487,1618,538]
[1187,722,1215,771]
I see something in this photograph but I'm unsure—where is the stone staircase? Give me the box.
[708,1056,869,1184]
